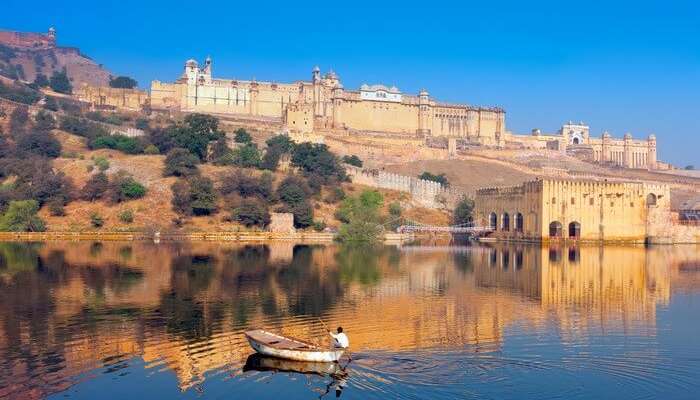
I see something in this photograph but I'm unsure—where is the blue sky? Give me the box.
[2,0,699,166]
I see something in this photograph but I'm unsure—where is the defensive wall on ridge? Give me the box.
[346,166,461,209]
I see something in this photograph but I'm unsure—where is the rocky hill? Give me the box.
[0,27,111,87]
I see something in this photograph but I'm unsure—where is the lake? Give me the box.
[0,241,699,399]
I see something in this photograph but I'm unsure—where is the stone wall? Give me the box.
[346,166,460,209]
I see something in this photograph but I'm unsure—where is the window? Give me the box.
[571,197,575,205]
[589,197,594,206]
[551,197,556,204]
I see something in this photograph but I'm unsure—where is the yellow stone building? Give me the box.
[509,122,658,169]
[77,83,149,111]
[474,178,671,243]
[150,57,506,145]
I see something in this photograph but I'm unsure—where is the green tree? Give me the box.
[43,96,59,111]
[337,190,384,243]
[209,136,232,164]
[0,200,46,232]
[16,131,61,158]
[164,148,199,177]
[171,176,217,216]
[419,171,449,187]
[82,172,109,201]
[109,172,147,202]
[109,76,138,89]
[232,143,262,168]
[184,113,221,140]
[234,128,252,143]
[33,74,50,88]
[291,142,346,182]
[342,155,363,167]
[34,110,55,131]
[452,197,475,225]
[49,69,72,94]
[232,199,271,227]
[266,134,295,153]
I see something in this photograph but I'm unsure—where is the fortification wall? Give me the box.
[346,166,460,209]
[77,84,148,111]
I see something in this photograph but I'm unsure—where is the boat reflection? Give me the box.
[243,354,349,398]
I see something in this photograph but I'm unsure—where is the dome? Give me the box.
[624,132,632,140]
[419,89,429,97]
[312,66,320,73]
[602,131,611,138]
[648,133,656,141]
[185,59,198,67]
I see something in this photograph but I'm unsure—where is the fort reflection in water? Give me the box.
[0,241,698,398]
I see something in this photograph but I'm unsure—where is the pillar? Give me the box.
[623,133,632,168]
[647,134,657,170]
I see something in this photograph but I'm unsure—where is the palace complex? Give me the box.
[143,57,660,169]
[474,178,699,243]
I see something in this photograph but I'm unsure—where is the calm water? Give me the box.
[1,241,699,399]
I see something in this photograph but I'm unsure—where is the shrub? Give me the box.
[324,187,346,204]
[171,176,217,216]
[109,76,138,89]
[90,212,104,228]
[144,144,159,154]
[34,74,50,87]
[118,209,134,223]
[389,201,402,217]
[277,175,312,206]
[43,96,59,111]
[220,170,274,201]
[34,110,56,131]
[288,201,313,228]
[164,148,199,177]
[260,145,282,170]
[313,220,327,232]
[94,156,110,172]
[109,172,147,202]
[9,106,29,134]
[60,115,108,139]
[265,134,295,154]
[0,81,41,105]
[89,134,143,154]
[82,172,109,201]
[135,118,149,130]
[419,171,449,187]
[0,200,46,232]
[234,128,252,143]
[336,190,385,243]
[342,155,363,167]
[231,199,270,227]
[49,69,72,94]
[16,131,62,158]
[7,158,75,206]
[291,142,346,183]
[209,136,232,164]
[232,143,262,168]
[452,197,475,225]
[48,198,66,216]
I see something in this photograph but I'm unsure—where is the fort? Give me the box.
[474,178,700,243]
[144,57,660,169]
[0,27,56,50]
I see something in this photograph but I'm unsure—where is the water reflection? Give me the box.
[0,241,698,399]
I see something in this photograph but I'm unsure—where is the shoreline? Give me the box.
[0,231,415,243]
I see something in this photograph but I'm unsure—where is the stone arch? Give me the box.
[549,221,563,238]
[489,212,497,230]
[572,137,580,144]
[515,213,524,232]
[568,221,581,238]
[502,213,510,231]
[647,193,657,207]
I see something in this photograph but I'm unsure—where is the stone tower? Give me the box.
[601,131,611,163]
[312,66,321,117]
[647,134,657,170]
[331,84,343,128]
[623,132,633,168]
[47,27,56,43]
[418,89,431,136]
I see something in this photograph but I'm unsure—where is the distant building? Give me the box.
[0,27,56,50]
[150,57,506,146]
[474,178,672,243]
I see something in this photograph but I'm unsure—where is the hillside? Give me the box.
[0,28,112,87]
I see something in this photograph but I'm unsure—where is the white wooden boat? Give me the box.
[245,329,345,362]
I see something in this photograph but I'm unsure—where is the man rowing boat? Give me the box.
[329,327,349,349]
